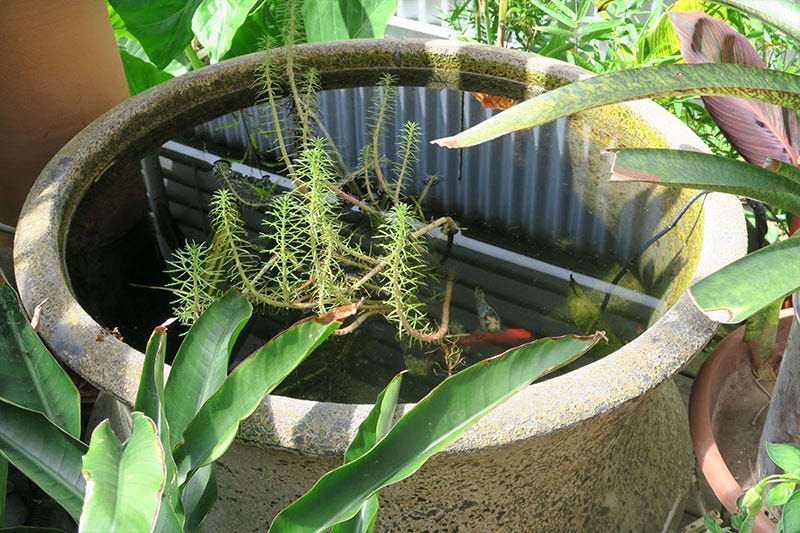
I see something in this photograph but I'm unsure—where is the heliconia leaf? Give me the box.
[0,400,87,521]
[172,308,351,484]
[80,413,166,533]
[181,463,218,533]
[332,373,403,533]
[669,11,800,166]
[136,321,184,531]
[713,0,800,43]
[607,148,800,215]
[0,272,81,438]
[269,332,603,532]
[165,289,252,450]
[431,64,800,149]
[689,236,800,323]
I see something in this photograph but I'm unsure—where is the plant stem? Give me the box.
[184,44,204,70]
[395,271,455,343]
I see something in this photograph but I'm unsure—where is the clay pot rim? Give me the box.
[14,39,746,454]
[688,309,794,533]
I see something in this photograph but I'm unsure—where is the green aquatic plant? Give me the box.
[166,34,461,353]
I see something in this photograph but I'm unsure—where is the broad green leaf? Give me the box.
[110,0,204,69]
[766,482,797,508]
[0,455,7,524]
[333,374,403,533]
[223,0,291,59]
[270,332,602,532]
[0,273,81,437]
[302,0,397,42]
[181,463,218,533]
[607,148,800,215]
[343,373,402,464]
[431,64,800,149]
[80,413,166,533]
[669,11,800,166]
[136,323,170,445]
[767,442,800,473]
[714,0,800,42]
[119,50,175,95]
[566,276,621,356]
[165,290,252,449]
[778,490,800,533]
[192,0,259,63]
[0,400,86,521]
[136,322,184,531]
[172,311,347,483]
[689,237,800,323]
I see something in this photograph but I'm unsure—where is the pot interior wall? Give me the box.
[64,83,699,401]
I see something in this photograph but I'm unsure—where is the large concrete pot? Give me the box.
[15,39,746,530]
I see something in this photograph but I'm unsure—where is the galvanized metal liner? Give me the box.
[189,86,651,261]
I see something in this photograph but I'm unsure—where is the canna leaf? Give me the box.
[431,64,800,149]
[713,0,800,43]
[270,332,603,532]
[669,11,800,166]
[136,321,184,531]
[607,148,800,215]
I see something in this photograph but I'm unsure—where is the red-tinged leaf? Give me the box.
[669,11,800,166]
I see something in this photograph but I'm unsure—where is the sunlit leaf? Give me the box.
[431,64,800,149]
[302,0,398,42]
[689,237,800,323]
[80,413,166,532]
[270,332,602,532]
[165,289,252,450]
[669,11,800,166]
[608,148,800,215]
[110,0,204,68]
[172,313,344,483]
[192,0,259,63]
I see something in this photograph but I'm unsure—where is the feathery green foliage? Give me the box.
[167,17,460,355]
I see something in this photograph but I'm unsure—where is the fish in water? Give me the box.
[458,288,532,348]
[474,287,502,333]
[459,327,532,347]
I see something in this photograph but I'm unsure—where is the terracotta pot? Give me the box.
[0,0,129,236]
[689,308,795,532]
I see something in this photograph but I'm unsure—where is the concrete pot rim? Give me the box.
[687,309,793,533]
[14,38,746,455]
